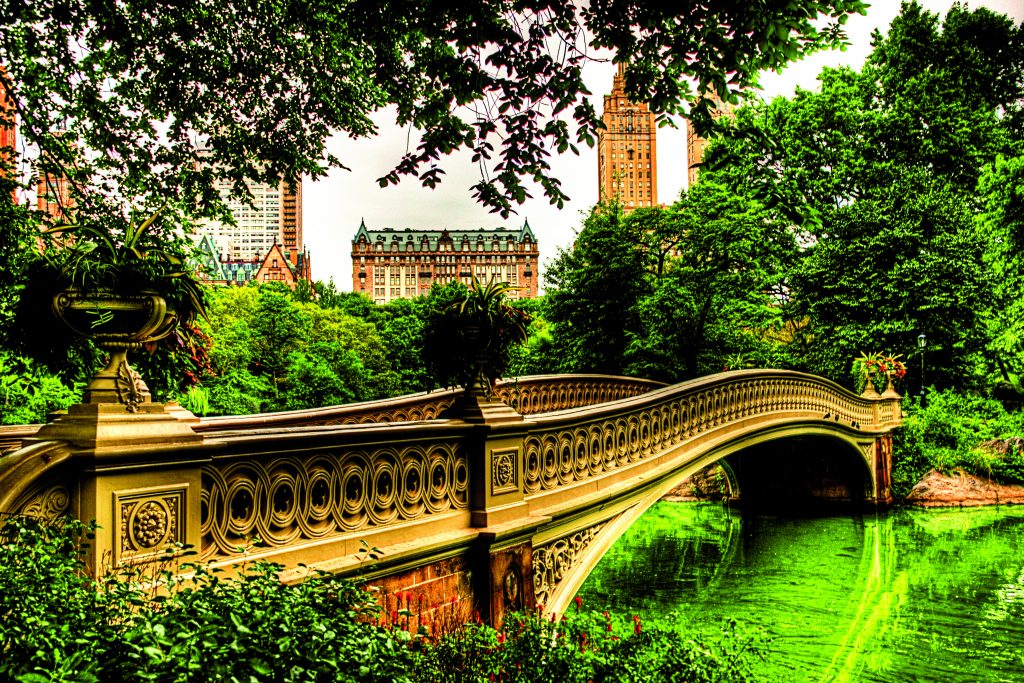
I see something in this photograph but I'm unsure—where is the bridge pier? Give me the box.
[871,433,894,506]
[457,391,545,627]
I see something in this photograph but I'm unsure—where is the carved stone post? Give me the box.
[452,391,548,626]
[27,403,213,576]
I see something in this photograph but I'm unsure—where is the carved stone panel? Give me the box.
[115,485,187,563]
[532,522,607,608]
[13,482,72,521]
[491,447,519,495]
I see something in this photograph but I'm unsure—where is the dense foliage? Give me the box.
[702,1,1024,391]
[0,0,867,223]
[892,393,1024,498]
[0,517,764,683]
[541,2,1024,396]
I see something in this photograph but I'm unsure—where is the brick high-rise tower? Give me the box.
[281,180,302,254]
[597,64,658,210]
[686,91,733,189]
[0,65,17,200]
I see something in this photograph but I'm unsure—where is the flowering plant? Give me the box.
[853,351,907,393]
[855,351,906,379]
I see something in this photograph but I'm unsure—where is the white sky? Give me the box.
[303,1,1024,289]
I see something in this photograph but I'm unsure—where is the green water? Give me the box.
[576,502,1024,682]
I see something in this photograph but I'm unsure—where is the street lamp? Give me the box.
[917,333,927,407]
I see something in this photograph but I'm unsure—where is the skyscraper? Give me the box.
[597,64,658,210]
[686,91,733,189]
[198,178,303,261]
[280,180,302,256]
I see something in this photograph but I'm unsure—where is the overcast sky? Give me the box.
[303,1,1024,289]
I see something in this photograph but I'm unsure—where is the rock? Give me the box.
[904,469,1024,507]
[663,464,732,502]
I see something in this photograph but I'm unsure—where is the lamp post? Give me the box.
[917,333,927,407]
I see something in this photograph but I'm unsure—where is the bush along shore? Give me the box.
[891,390,1024,506]
[0,516,765,683]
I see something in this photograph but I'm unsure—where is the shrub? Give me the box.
[892,390,1024,497]
[0,351,80,424]
[0,516,765,682]
[411,604,764,683]
[0,517,114,682]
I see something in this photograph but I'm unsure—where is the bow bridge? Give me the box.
[0,370,901,625]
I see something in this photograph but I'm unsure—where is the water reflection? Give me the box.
[576,502,1024,683]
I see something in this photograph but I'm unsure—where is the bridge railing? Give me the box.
[198,421,476,565]
[194,374,660,431]
[0,374,661,571]
[519,370,896,506]
[0,375,662,454]
[0,371,899,588]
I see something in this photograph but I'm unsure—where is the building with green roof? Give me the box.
[351,220,539,303]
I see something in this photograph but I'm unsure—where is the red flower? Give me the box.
[574,596,583,610]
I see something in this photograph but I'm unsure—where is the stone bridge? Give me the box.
[0,370,901,627]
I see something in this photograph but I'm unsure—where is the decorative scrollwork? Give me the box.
[115,359,146,413]
[524,377,881,495]
[14,483,71,521]
[491,448,518,494]
[200,442,469,561]
[533,523,607,607]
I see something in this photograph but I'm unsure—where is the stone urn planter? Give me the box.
[52,290,177,412]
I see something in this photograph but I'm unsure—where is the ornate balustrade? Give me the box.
[0,375,661,454]
[0,370,900,625]
[199,423,473,564]
[518,371,894,510]
[491,375,662,416]
[195,375,662,432]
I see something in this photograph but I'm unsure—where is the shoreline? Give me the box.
[665,467,1024,508]
[900,469,1024,507]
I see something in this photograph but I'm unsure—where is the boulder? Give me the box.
[904,469,1024,507]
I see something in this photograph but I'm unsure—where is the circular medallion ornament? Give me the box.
[132,500,169,548]
[503,565,523,610]
[495,453,514,488]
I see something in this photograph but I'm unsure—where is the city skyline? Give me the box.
[302,0,1023,291]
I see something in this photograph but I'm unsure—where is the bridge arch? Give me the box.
[532,419,888,615]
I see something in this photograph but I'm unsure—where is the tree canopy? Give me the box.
[0,0,867,220]
[703,0,1024,390]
